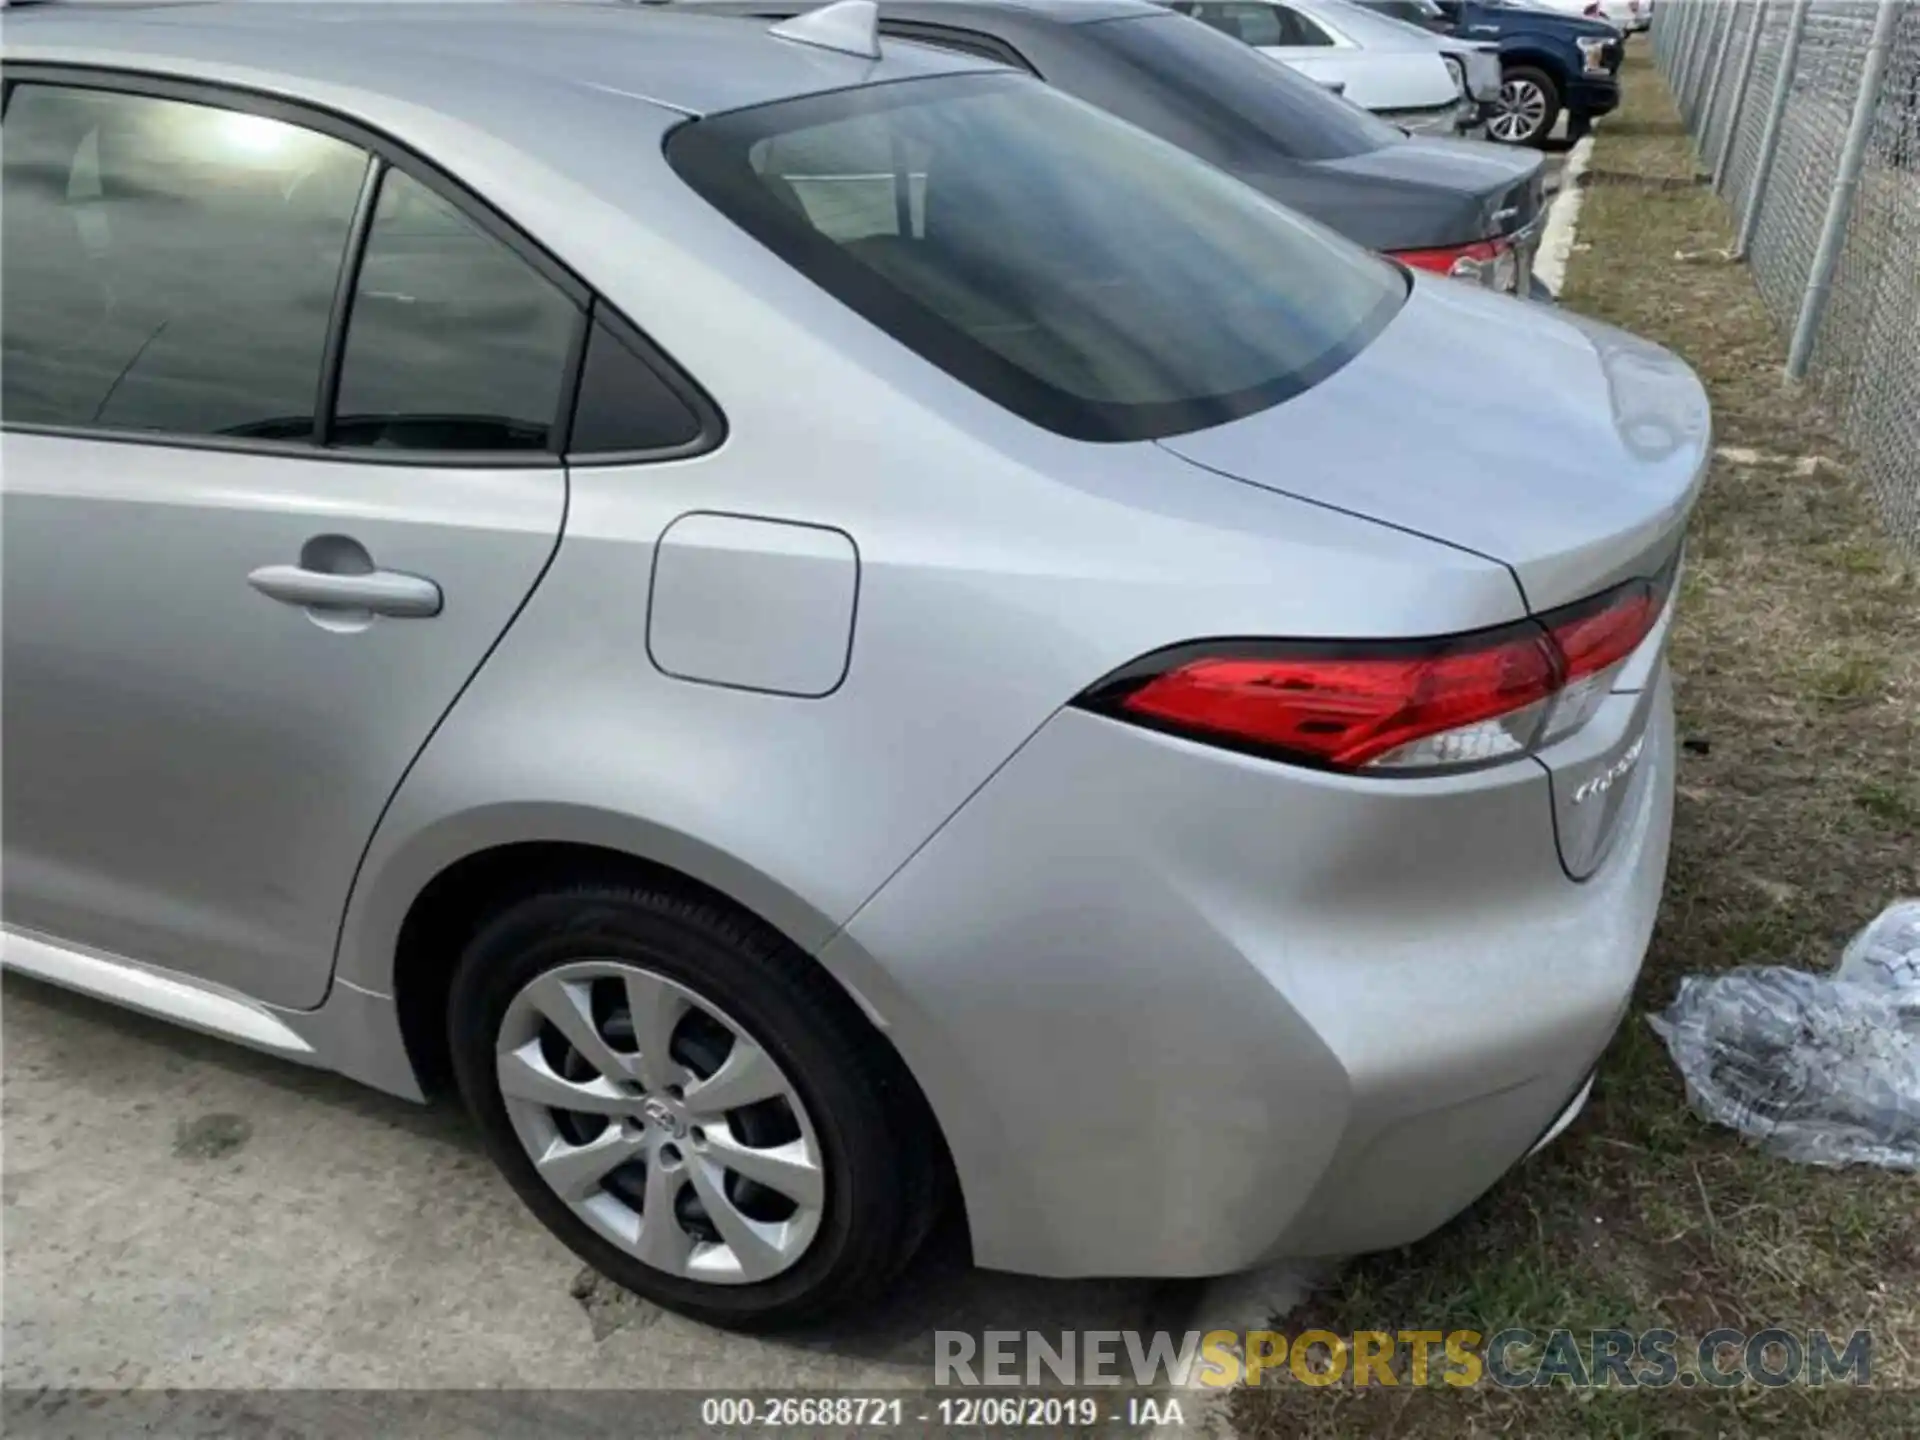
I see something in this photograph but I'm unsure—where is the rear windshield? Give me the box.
[1082,14,1407,164]
[666,74,1403,442]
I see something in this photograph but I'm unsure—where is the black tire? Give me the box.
[1496,65,1563,147]
[448,879,938,1331]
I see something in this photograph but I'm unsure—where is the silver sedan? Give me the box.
[1,0,1706,1329]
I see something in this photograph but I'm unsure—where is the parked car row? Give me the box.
[676,0,1546,292]
[1157,0,1627,147]
[2,0,1707,1333]
[1161,0,1500,137]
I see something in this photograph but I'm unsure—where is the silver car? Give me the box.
[1,0,1707,1329]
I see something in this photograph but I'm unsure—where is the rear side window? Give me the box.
[567,311,705,456]
[1185,2,1287,46]
[1275,4,1339,44]
[1,83,365,437]
[333,168,580,452]
[1182,1,1332,45]
[667,73,1401,442]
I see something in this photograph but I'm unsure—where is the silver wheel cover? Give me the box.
[496,961,825,1285]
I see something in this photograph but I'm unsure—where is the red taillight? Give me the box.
[1391,234,1523,292]
[1078,566,1675,774]
[1104,627,1559,770]
[1390,238,1502,277]
[1548,578,1661,681]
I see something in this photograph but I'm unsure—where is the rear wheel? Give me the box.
[1491,66,1562,146]
[448,881,935,1330]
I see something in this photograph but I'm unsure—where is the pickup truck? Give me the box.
[1427,0,1624,145]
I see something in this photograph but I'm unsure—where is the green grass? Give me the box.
[1233,50,1920,1440]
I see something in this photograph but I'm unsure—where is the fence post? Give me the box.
[1713,0,1771,187]
[1676,1,1708,107]
[1785,0,1901,378]
[1678,0,1705,85]
[1674,0,1704,85]
[1683,0,1726,119]
[1658,0,1682,75]
[1695,1,1739,142]
[1733,0,1813,258]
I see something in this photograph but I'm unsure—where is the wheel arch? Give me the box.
[343,812,965,1245]
[1500,44,1574,87]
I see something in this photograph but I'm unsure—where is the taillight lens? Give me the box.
[1077,565,1675,776]
[1391,236,1519,292]
[1532,575,1663,748]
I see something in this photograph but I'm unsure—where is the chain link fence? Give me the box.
[1653,0,1920,553]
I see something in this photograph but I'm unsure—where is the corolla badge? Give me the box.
[1573,735,1646,806]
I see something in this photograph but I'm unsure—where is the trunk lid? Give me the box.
[1309,132,1545,249]
[1156,274,1710,613]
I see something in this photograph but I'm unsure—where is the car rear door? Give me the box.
[1,73,577,1008]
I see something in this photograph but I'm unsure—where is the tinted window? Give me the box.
[1085,14,1402,163]
[1186,1,1287,45]
[567,313,704,456]
[333,169,580,452]
[1275,4,1338,43]
[1185,0,1333,44]
[667,74,1401,442]
[2,84,365,438]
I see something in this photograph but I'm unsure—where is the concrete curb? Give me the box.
[1536,131,1598,298]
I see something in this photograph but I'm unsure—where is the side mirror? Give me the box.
[1318,78,1349,95]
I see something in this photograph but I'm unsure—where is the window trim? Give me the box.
[314,155,385,450]
[1,63,725,468]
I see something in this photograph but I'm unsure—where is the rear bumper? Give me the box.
[832,666,1676,1277]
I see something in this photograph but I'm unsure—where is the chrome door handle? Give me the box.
[247,564,442,618]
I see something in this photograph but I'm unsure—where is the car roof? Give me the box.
[1,0,995,119]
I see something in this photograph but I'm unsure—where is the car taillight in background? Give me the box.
[1391,235,1521,293]
[1075,562,1677,776]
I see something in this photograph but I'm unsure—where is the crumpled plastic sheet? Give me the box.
[1649,900,1920,1171]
